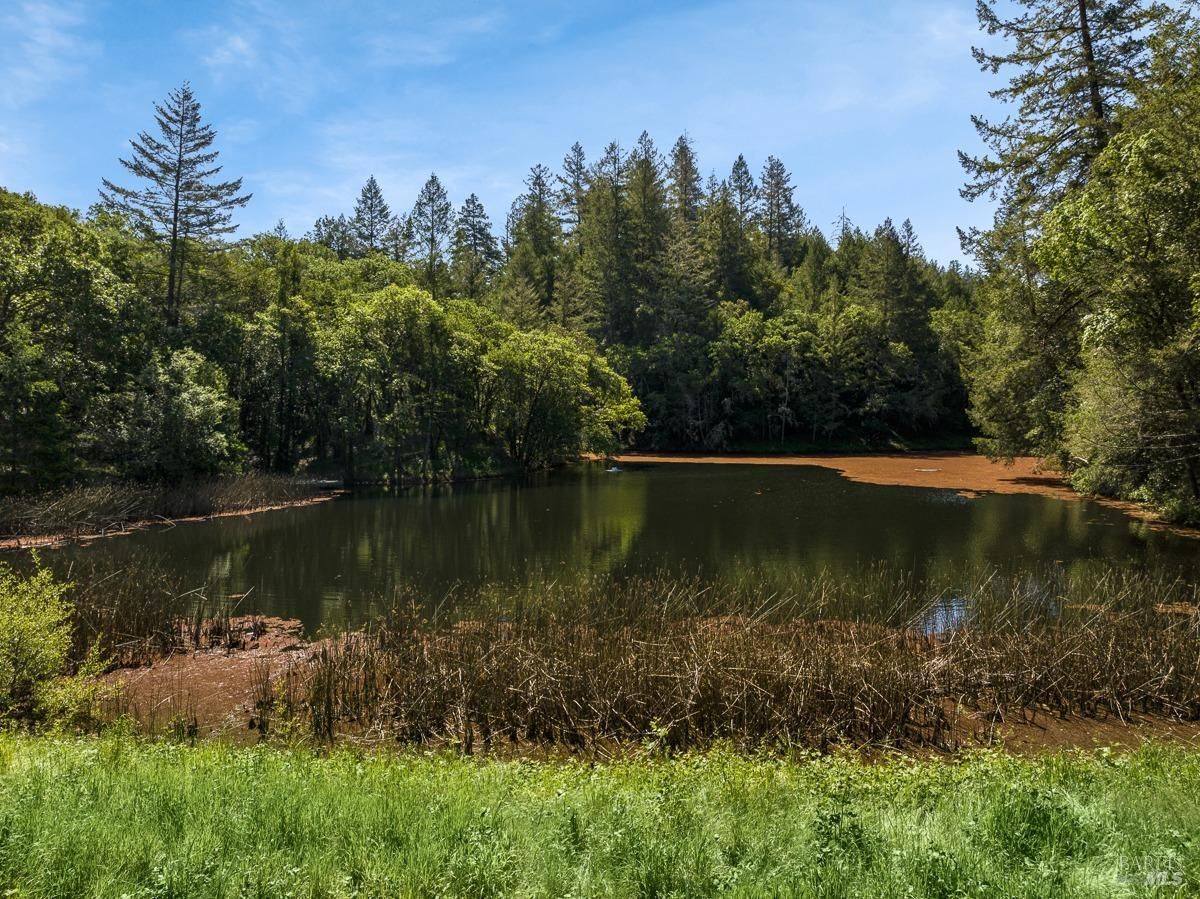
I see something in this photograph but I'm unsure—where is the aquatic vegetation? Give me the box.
[259,567,1200,751]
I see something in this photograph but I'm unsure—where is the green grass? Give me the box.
[0,737,1196,897]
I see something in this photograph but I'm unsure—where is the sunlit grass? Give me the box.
[0,735,1195,897]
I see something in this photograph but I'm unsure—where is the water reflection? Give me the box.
[42,462,1199,632]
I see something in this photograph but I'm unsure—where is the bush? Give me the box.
[0,562,104,727]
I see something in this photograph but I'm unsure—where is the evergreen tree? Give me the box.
[309,214,358,260]
[410,173,453,300]
[700,180,757,306]
[728,154,758,231]
[580,142,633,344]
[383,214,413,263]
[352,176,392,253]
[962,0,1182,215]
[667,134,703,223]
[557,142,589,233]
[100,81,250,328]
[451,194,501,300]
[507,165,563,309]
[961,0,1188,461]
[625,131,671,344]
[759,155,805,270]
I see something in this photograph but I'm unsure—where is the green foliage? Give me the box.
[1037,47,1200,519]
[0,738,1196,897]
[965,13,1200,521]
[6,77,994,492]
[488,330,646,467]
[99,349,244,483]
[0,563,103,727]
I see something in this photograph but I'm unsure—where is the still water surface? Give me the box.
[47,462,1198,631]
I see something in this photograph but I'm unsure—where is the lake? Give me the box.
[45,462,1199,632]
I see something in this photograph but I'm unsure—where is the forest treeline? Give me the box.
[0,111,973,489]
[3,1,1200,521]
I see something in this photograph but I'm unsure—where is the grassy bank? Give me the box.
[0,736,1194,897]
[0,473,337,543]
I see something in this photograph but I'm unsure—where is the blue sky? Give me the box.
[0,0,1002,265]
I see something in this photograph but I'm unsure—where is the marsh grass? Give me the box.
[0,735,1195,897]
[0,473,332,541]
[58,555,262,668]
[261,567,1200,752]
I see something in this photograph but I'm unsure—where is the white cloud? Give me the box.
[0,1,95,109]
[204,32,258,71]
[366,10,505,67]
[186,0,330,109]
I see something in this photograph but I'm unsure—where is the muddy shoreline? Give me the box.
[0,490,347,551]
[611,451,1200,539]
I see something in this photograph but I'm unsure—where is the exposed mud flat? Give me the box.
[102,616,318,736]
[611,451,1200,538]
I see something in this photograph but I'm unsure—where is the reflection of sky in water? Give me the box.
[913,595,969,635]
[38,463,1200,632]
[914,572,1068,635]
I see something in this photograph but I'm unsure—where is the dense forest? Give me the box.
[2,0,1200,521]
[0,113,973,489]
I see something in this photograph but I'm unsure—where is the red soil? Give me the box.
[101,616,319,737]
[611,451,1200,538]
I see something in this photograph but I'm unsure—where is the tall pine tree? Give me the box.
[352,176,392,253]
[100,82,250,328]
[667,134,703,224]
[450,194,500,300]
[410,173,453,300]
[759,155,805,270]
[728,154,758,232]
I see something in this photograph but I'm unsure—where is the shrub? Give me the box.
[0,562,104,727]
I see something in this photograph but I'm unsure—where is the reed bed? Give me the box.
[58,555,260,668]
[257,567,1200,752]
[0,473,333,541]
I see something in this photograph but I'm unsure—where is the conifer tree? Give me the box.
[507,165,563,309]
[728,154,758,232]
[451,194,501,300]
[581,142,633,344]
[352,176,392,253]
[309,214,358,260]
[100,81,250,328]
[667,134,703,223]
[383,214,413,263]
[557,142,589,233]
[962,0,1183,215]
[625,132,671,343]
[759,155,805,270]
[410,173,453,300]
[961,0,1189,461]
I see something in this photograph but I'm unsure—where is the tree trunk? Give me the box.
[1076,0,1110,155]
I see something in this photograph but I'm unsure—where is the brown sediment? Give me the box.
[610,451,1077,496]
[0,490,346,552]
[101,616,321,736]
[608,451,1200,539]
[988,709,1200,756]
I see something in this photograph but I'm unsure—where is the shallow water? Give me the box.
[42,462,1199,631]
